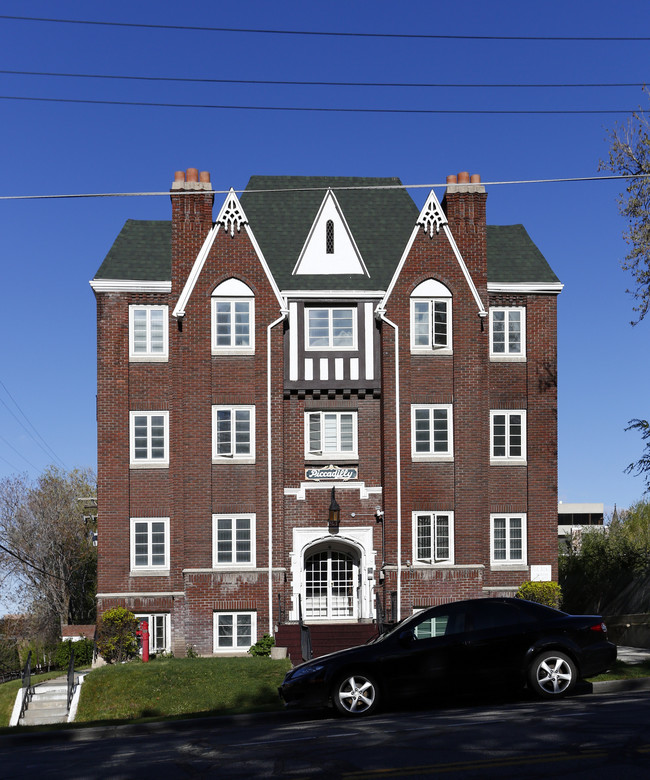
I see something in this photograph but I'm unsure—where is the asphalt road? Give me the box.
[3,687,650,779]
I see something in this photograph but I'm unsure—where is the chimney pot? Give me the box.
[199,171,211,183]
[457,171,470,184]
[186,168,199,183]
[470,173,481,184]
[446,174,458,184]
[174,170,185,183]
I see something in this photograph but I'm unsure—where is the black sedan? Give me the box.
[279,598,617,717]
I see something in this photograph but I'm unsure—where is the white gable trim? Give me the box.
[172,189,285,318]
[90,279,172,293]
[283,289,385,299]
[487,281,564,294]
[293,189,369,277]
[381,189,487,318]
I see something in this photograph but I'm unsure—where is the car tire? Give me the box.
[528,650,577,699]
[332,671,380,717]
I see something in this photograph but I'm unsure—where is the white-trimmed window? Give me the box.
[135,613,171,654]
[213,611,256,653]
[411,405,453,459]
[211,279,254,354]
[491,514,527,565]
[130,517,170,572]
[130,411,169,467]
[212,406,255,461]
[413,511,454,564]
[306,307,356,350]
[411,280,452,353]
[490,410,526,463]
[129,305,168,361]
[305,411,358,459]
[490,307,525,359]
[213,514,256,567]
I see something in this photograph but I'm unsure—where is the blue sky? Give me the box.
[1,1,649,516]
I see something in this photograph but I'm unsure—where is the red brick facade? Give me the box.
[93,170,559,656]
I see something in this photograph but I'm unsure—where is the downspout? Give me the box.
[375,307,402,621]
[267,308,289,635]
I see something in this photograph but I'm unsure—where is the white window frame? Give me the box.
[305,410,358,460]
[130,517,170,574]
[489,306,526,360]
[213,611,257,654]
[212,514,256,568]
[411,404,453,460]
[490,410,527,464]
[410,280,453,354]
[212,405,255,463]
[305,307,357,351]
[491,513,527,566]
[211,296,255,355]
[129,411,169,467]
[129,305,169,361]
[134,613,171,654]
[412,511,454,565]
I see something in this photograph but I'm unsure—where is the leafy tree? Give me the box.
[0,466,97,638]
[96,607,139,664]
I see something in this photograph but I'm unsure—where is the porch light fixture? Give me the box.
[328,487,341,533]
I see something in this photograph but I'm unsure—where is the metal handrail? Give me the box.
[376,592,385,635]
[66,648,76,711]
[298,594,313,662]
[19,651,34,722]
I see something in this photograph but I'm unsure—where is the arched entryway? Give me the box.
[304,544,359,619]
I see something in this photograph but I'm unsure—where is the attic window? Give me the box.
[326,220,334,254]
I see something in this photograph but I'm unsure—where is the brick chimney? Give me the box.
[442,172,487,288]
[170,168,214,296]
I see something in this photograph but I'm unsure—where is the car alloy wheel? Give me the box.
[528,651,577,698]
[333,672,379,716]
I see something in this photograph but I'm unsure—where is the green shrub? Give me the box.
[516,581,563,609]
[54,638,95,669]
[97,607,139,664]
[0,640,19,671]
[249,634,275,657]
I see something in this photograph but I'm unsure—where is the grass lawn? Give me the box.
[74,656,292,723]
[0,671,67,728]
[588,659,650,682]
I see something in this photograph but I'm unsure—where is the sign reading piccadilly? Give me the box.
[305,465,358,481]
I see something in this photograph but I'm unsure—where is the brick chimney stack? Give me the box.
[442,171,487,288]
[171,168,214,296]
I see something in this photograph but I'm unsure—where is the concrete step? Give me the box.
[20,710,68,726]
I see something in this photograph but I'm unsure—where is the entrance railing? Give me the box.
[297,595,313,662]
[19,651,34,722]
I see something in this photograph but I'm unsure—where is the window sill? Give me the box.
[490,459,527,466]
[411,348,453,356]
[212,457,256,465]
[411,455,454,463]
[211,349,255,356]
[411,561,455,568]
[305,455,359,463]
[129,355,169,363]
[129,569,170,577]
[489,355,526,363]
[490,563,528,571]
[210,564,256,571]
[130,462,169,469]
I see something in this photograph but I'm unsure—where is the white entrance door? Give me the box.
[304,548,358,619]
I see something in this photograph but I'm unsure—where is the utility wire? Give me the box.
[0,94,647,115]
[0,541,67,582]
[1,173,649,202]
[1,15,650,41]
[0,69,647,89]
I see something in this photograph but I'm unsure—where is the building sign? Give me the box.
[305,465,358,481]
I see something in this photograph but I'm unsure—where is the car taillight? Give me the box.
[590,622,606,633]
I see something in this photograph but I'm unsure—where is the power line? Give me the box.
[0,68,647,90]
[1,173,649,202]
[1,15,650,41]
[0,94,647,115]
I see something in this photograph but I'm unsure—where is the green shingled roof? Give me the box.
[93,182,559,288]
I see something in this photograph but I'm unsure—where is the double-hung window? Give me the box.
[130,411,169,467]
[413,511,454,564]
[134,613,171,654]
[212,514,255,567]
[491,514,527,565]
[410,280,452,353]
[213,611,256,653]
[411,405,453,459]
[129,305,168,361]
[490,307,525,359]
[212,406,255,461]
[490,410,526,463]
[306,307,356,350]
[130,517,169,573]
[211,279,255,354]
[305,411,357,459]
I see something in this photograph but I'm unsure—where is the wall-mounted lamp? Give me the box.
[375,508,384,523]
[328,487,341,533]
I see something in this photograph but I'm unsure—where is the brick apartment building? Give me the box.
[91,168,562,658]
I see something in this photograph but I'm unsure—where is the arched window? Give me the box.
[410,279,452,352]
[326,220,334,254]
[304,546,358,619]
[211,279,255,354]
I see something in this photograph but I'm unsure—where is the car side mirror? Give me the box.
[398,629,415,647]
